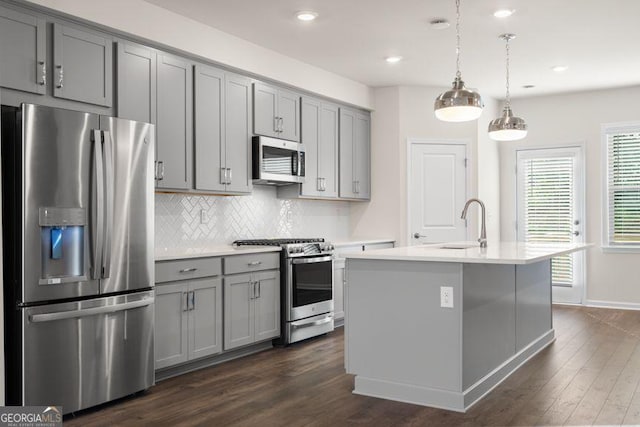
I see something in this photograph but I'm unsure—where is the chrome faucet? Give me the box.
[461,198,487,248]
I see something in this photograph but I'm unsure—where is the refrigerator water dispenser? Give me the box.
[39,207,86,284]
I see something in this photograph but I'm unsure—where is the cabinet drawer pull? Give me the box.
[179,267,198,273]
[247,261,262,266]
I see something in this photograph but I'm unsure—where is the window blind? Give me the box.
[606,131,640,245]
[523,157,574,285]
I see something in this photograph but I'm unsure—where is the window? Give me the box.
[603,123,640,250]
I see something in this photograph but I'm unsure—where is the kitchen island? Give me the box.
[344,241,591,412]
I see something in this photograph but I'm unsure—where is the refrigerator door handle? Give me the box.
[29,297,154,323]
[101,130,114,278]
[91,129,105,280]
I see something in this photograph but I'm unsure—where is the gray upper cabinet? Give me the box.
[0,5,46,95]
[116,41,156,124]
[52,23,112,106]
[194,66,251,194]
[278,88,301,142]
[339,107,370,200]
[194,64,225,193]
[224,73,252,193]
[156,53,193,190]
[299,97,338,198]
[253,82,300,142]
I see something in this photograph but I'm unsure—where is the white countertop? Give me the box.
[333,238,395,247]
[344,241,592,265]
[155,245,281,261]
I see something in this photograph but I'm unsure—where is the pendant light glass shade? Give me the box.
[434,0,483,122]
[488,33,527,141]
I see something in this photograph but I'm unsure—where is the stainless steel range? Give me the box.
[234,238,334,344]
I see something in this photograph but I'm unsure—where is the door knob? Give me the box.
[573,231,580,236]
[413,233,427,239]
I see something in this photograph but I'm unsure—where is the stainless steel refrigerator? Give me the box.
[1,103,155,414]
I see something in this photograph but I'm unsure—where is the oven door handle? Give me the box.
[292,315,334,329]
[291,256,333,265]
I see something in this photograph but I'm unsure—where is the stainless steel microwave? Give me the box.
[252,136,305,185]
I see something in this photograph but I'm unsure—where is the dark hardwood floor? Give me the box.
[66,305,640,426]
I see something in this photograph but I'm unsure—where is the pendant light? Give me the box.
[488,34,528,141]
[434,0,483,122]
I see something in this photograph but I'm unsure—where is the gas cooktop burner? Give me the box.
[233,238,325,246]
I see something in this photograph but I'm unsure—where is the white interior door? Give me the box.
[516,147,585,304]
[409,142,467,244]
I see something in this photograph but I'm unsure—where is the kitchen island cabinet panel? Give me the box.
[0,5,46,95]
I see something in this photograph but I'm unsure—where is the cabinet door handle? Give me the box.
[190,291,196,310]
[157,161,165,180]
[317,177,322,191]
[322,178,327,191]
[38,61,46,86]
[220,167,227,185]
[182,292,189,312]
[56,64,63,88]
[179,267,198,273]
[248,261,262,266]
[249,281,255,300]
[227,168,232,184]
[257,281,261,298]
[274,116,279,133]
[279,117,284,132]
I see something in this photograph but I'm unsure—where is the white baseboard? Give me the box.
[583,299,640,311]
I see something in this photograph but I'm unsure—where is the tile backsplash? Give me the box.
[155,186,351,250]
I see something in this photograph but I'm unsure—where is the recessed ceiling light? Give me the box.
[493,9,515,18]
[522,84,536,89]
[430,19,450,30]
[296,11,318,22]
[551,65,569,72]
[385,56,403,64]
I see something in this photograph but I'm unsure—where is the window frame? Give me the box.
[601,121,640,252]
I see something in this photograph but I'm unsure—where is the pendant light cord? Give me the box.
[505,36,511,108]
[455,0,461,80]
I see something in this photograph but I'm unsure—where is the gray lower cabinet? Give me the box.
[224,270,280,351]
[339,107,370,200]
[194,65,251,194]
[155,277,223,370]
[156,53,193,190]
[0,5,46,95]
[253,82,300,142]
[52,23,112,107]
[116,41,156,124]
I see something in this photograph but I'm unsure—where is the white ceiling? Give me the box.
[145,0,640,99]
